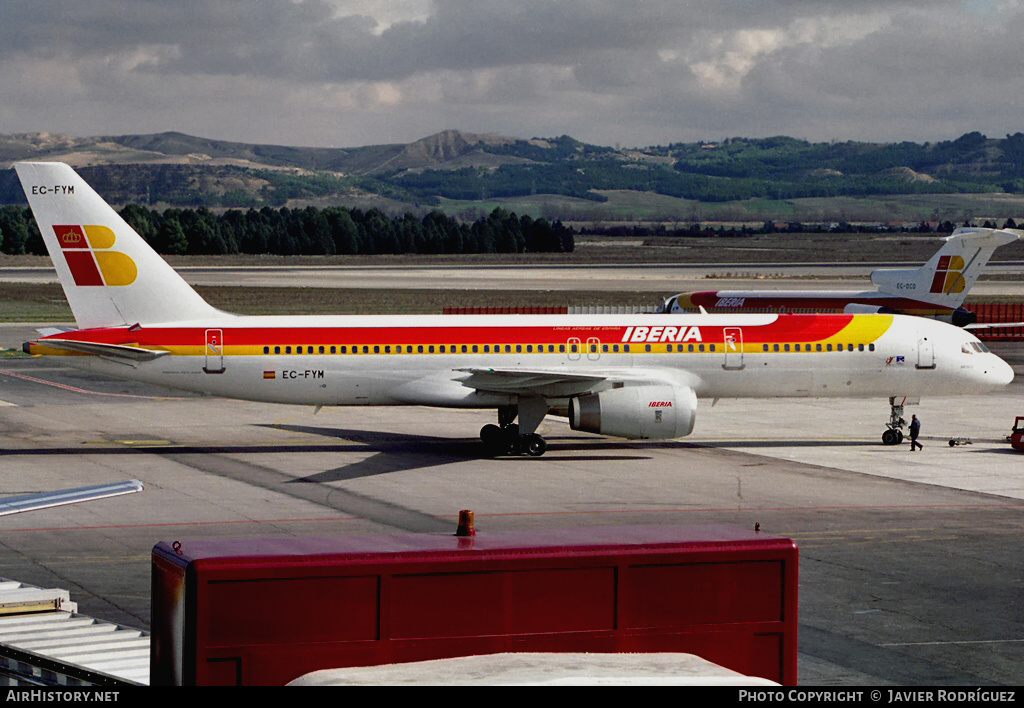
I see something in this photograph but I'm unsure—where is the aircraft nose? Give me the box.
[988,355,1015,387]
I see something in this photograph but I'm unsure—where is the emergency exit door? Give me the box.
[723,327,744,370]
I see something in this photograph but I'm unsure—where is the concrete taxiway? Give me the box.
[0,343,1021,686]
[3,262,1024,297]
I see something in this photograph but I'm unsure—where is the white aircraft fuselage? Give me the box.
[30,312,1010,405]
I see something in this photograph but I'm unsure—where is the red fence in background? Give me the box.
[443,306,569,314]
[971,303,1024,341]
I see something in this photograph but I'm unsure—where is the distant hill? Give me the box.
[3,129,1024,221]
[0,129,527,174]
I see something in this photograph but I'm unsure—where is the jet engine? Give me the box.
[950,306,977,328]
[569,385,697,439]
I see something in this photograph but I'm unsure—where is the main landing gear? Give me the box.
[480,400,549,457]
[881,396,906,446]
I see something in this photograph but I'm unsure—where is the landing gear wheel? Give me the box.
[882,428,901,446]
[524,434,547,457]
[480,424,502,447]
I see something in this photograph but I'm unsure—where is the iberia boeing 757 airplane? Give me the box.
[15,163,1015,453]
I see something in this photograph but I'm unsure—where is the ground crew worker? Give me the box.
[909,414,923,451]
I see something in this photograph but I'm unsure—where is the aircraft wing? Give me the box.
[964,322,1024,330]
[27,338,169,362]
[456,366,699,398]
[0,480,144,516]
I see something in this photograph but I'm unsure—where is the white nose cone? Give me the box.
[990,356,1016,387]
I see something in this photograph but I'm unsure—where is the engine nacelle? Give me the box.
[569,385,697,440]
[951,306,977,328]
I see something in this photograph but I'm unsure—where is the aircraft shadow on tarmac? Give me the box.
[261,423,658,482]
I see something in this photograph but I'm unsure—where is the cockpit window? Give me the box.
[968,342,990,353]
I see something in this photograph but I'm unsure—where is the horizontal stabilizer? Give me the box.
[35,326,75,337]
[28,338,169,362]
[0,480,144,516]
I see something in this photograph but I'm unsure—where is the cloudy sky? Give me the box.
[3,1,1023,149]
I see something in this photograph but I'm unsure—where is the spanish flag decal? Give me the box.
[54,225,137,286]
[263,370,276,379]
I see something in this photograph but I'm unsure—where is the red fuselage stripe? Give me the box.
[40,315,866,348]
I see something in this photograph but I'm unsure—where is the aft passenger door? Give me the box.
[204,328,225,374]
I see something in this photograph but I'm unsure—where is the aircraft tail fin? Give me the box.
[14,162,225,329]
[869,227,1020,308]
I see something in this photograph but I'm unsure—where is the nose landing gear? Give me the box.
[882,396,909,445]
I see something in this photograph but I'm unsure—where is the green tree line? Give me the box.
[0,204,575,256]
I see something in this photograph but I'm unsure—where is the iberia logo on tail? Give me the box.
[54,225,137,286]
[930,255,965,295]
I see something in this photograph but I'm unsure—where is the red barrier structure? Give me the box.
[971,302,1024,341]
[443,306,570,314]
[151,524,798,686]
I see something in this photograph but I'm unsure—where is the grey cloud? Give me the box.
[2,0,1023,146]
